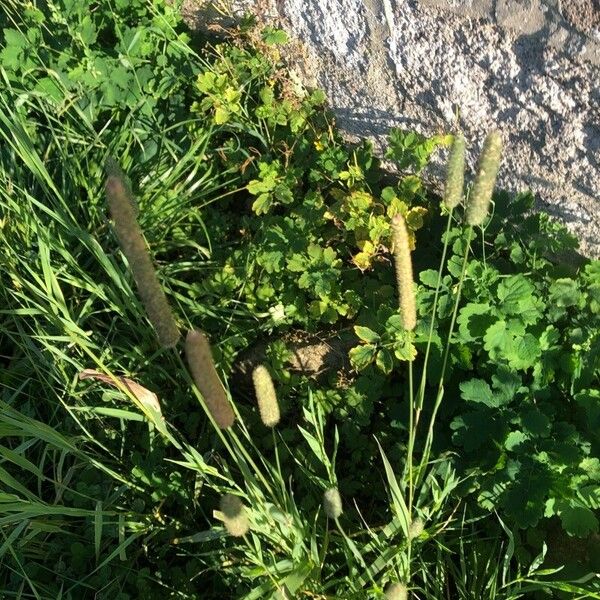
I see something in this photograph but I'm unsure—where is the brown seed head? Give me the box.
[105,160,179,348]
[185,329,235,429]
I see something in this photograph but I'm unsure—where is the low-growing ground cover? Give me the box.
[0,1,599,598]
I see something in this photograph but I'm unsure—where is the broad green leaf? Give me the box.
[484,320,513,360]
[559,504,599,537]
[505,430,528,451]
[354,326,380,343]
[459,379,505,407]
[549,278,581,307]
[520,408,551,437]
[419,269,440,288]
[507,333,541,371]
[251,193,272,215]
[393,339,417,362]
[497,275,535,314]
[262,28,289,45]
[375,349,393,374]
[349,344,377,370]
[580,458,600,481]
[214,106,230,124]
[406,206,427,230]
[458,303,496,341]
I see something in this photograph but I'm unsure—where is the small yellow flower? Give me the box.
[314,140,325,151]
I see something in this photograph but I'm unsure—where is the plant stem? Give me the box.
[419,226,473,479]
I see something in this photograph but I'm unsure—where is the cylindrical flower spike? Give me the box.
[220,493,249,537]
[105,159,179,348]
[391,214,417,331]
[466,131,503,226]
[185,329,235,429]
[408,517,424,540]
[105,157,139,216]
[323,487,343,519]
[385,582,408,600]
[252,365,280,427]
[443,133,466,209]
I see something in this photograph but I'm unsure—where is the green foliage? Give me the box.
[187,37,439,332]
[1,0,599,598]
[352,189,600,537]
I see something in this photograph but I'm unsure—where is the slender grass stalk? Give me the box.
[105,158,180,348]
[252,365,280,427]
[418,130,501,482]
[419,227,473,477]
[184,329,235,429]
[391,212,418,583]
[415,211,454,415]
[414,133,466,472]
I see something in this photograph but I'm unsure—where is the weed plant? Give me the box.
[0,0,599,598]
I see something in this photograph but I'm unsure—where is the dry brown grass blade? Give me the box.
[79,369,164,423]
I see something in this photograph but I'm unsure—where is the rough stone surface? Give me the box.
[183,0,600,257]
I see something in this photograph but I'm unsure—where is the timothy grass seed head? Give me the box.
[466,130,502,226]
[105,159,179,348]
[443,133,466,210]
[390,214,417,331]
[185,329,235,429]
[385,582,408,600]
[252,364,280,427]
[220,493,249,537]
[323,487,343,519]
[408,517,424,540]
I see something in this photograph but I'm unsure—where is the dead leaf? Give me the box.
[79,369,164,421]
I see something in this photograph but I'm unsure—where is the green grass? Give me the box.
[1,0,599,598]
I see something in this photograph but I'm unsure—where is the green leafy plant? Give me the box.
[2,2,599,598]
